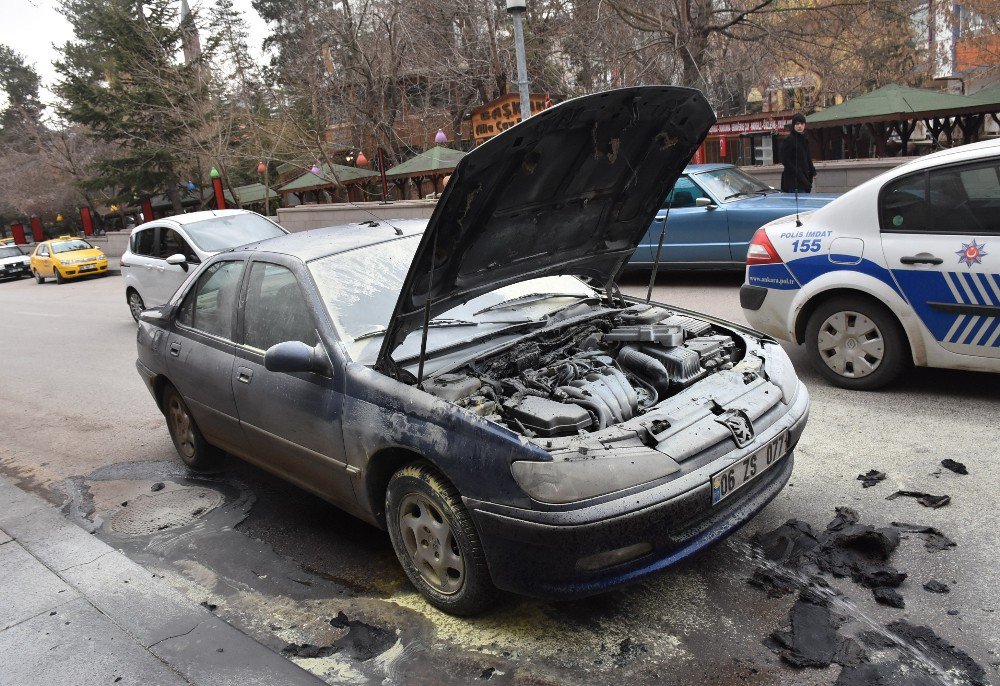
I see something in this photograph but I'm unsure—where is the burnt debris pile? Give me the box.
[282,612,396,663]
[749,509,987,686]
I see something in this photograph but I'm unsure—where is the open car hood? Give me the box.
[377,86,715,372]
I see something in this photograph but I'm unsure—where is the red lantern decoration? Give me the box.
[719,136,728,158]
[257,162,266,174]
[356,152,368,166]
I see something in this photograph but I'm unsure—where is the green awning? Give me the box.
[277,163,377,193]
[806,84,980,126]
[385,146,466,178]
[966,82,1000,107]
[224,183,276,206]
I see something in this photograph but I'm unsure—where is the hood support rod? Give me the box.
[415,226,439,388]
[646,201,672,302]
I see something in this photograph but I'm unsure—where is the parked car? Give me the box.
[630,164,836,269]
[30,237,109,283]
[122,209,288,321]
[136,87,809,615]
[0,244,31,280]
[741,138,1000,389]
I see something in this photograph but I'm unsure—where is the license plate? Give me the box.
[80,264,96,271]
[711,431,789,505]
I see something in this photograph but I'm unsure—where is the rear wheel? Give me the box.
[805,295,907,390]
[161,384,221,470]
[127,289,145,322]
[33,269,44,284]
[386,462,499,616]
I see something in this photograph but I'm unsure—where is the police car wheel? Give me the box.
[805,296,906,390]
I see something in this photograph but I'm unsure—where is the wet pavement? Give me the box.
[1,272,999,685]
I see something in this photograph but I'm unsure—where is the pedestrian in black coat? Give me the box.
[780,113,816,193]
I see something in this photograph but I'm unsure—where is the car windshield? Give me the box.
[0,246,25,258]
[181,214,286,252]
[308,235,597,364]
[52,239,94,254]
[695,167,772,202]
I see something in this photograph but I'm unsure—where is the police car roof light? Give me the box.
[746,228,782,265]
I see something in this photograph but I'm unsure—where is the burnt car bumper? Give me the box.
[468,383,808,599]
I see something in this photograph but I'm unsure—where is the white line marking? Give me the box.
[942,272,964,303]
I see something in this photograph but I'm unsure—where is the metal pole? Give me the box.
[510,7,531,121]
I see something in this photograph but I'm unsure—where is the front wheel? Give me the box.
[161,384,221,470]
[805,296,907,390]
[386,463,499,616]
[54,268,66,284]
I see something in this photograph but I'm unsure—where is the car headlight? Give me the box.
[511,449,681,504]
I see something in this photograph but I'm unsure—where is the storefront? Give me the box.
[697,111,796,166]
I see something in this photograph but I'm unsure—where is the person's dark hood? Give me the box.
[377,86,715,371]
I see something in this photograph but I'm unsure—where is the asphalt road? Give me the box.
[1,270,998,686]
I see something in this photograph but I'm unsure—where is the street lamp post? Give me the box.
[507,0,531,122]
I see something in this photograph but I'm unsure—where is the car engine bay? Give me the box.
[420,303,745,438]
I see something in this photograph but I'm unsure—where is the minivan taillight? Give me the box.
[746,228,782,265]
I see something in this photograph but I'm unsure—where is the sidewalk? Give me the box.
[0,477,325,686]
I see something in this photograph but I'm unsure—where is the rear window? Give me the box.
[0,246,25,258]
[52,239,94,254]
[181,214,286,252]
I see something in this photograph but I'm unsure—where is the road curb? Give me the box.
[0,477,325,686]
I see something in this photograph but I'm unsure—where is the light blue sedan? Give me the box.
[630,163,837,269]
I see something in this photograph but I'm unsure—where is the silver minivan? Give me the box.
[122,209,287,320]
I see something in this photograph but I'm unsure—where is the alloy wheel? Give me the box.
[166,395,196,458]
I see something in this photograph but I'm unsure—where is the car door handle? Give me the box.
[900,254,943,265]
[168,341,181,357]
[237,367,253,384]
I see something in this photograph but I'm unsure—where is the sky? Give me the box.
[0,0,269,107]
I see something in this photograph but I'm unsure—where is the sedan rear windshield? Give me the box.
[0,246,26,258]
[52,239,94,254]
[182,214,286,252]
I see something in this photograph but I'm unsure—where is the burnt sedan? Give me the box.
[136,87,809,616]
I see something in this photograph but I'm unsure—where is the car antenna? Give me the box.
[792,134,802,227]
[646,198,673,302]
[415,225,439,389]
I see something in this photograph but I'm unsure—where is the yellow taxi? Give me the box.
[30,236,109,284]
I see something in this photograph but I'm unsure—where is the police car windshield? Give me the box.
[52,239,94,254]
[697,168,772,202]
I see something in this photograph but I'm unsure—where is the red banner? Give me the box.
[141,197,154,222]
[11,222,26,244]
[80,207,94,236]
[719,137,728,158]
[212,177,226,210]
[29,216,43,242]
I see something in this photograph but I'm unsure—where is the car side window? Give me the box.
[133,228,155,256]
[881,160,1000,235]
[176,261,244,340]
[38,244,49,257]
[159,228,198,261]
[242,262,318,351]
[664,176,707,209]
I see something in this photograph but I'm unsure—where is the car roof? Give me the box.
[889,137,1000,175]
[133,209,255,231]
[239,218,428,262]
[685,163,733,173]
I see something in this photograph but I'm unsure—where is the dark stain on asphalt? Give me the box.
[282,642,338,658]
[329,611,396,661]
[887,491,951,508]
[940,459,968,475]
[884,620,988,686]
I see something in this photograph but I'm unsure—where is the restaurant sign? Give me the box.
[472,94,553,144]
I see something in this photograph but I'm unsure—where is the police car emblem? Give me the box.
[956,240,987,268]
[716,409,755,448]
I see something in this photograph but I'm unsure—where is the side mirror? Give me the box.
[264,341,332,377]
[695,197,717,209]
[165,253,189,271]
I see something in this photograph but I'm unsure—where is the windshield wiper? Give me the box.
[474,292,596,315]
[353,319,479,341]
[723,191,753,201]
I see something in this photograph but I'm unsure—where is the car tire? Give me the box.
[33,269,44,284]
[54,268,66,284]
[805,295,907,390]
[127,289,145,322]
[161,384,221,471]
[386,462,500,616]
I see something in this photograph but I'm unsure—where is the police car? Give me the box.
[741,138,1000,389]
